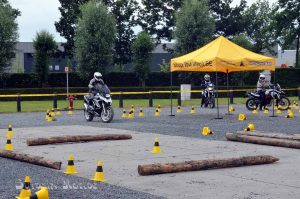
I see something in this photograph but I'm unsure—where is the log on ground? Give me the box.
[226,133,300,149]
[0,150,61,170]
[27,134,132,146]
[138,155,278,176]
[236,131,300,141]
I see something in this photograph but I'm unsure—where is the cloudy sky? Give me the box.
[9,0,278,42]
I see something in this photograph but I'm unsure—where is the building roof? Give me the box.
[16,42,65,53]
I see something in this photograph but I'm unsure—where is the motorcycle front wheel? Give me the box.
[101,106,114,123]
[84,108,94,122]
[278,97,291,110]
[209,96,215,109]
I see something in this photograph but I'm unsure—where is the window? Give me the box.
[49,65,53,70]
[55,65,60,71]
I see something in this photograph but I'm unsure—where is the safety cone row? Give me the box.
[151,138,161,154]
[244,123,255,132]
[202,127,213,136]
[16,176,31,199]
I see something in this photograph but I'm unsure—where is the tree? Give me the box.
[75,0,116,79]
[243,0,276,54]
[232,34,254,51]
[0,0,20,73]
[132,32,154,87]
[275,0,300,68]
[174,0,215,55]
[33,31,57,85]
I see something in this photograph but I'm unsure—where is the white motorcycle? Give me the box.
[83,84,114,123]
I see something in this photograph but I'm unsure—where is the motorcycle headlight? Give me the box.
[105,94,111,98]
[208,88,213,91]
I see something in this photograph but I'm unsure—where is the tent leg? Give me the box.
[169,70,175,117]
[214,72,223,119]
[270,71,277,118]
[225,70,232,115]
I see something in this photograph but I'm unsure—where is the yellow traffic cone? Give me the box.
[177,106,182,113]
[16,176,31,199]
[229,106,235,112]
[244,123,255,132]
[286,109,294,118]
[122,109,127,118]
[29,186,49,199]
[5,136,13,151]
[67,109,73,115]
[44,112,48,121]
[252,106,258,114]
[91,161,106,182]
[7,125,14,138]
[238,114,246,121]
[131,105,135,112]
[151,138,161,154]
[190,106,196,114]
[154,109,160,117]
[128,110,134,119]
[138,108,144,117]
[202,127,213,136]
[56,108,61,116]
[47,114,53,122]
[276,109,282,114]
[50,108,55,117]
[64,154,79,174]
[157,105,161,113]
[264,109,269,114]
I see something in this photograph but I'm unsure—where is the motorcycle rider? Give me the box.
[88,72,105,106]
[257,74,271,110]
[201,74,212,107]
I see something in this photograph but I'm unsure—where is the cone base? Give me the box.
[64,171,79,174]
[91,178,106,182]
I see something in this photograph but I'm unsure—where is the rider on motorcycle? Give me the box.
[201,74,212,107]
[88,72,105,105]
[257,74,271,110]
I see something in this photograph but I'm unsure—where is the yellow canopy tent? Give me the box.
[169,36,276,118]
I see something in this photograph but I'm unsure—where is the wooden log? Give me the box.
[27,134,132,146]
[138,155,279,176]
[236,131,300,141]
[226,133,300,149]
[0,150,61,170]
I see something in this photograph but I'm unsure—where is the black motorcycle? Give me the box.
[246,83,290,111]
[202,83,216,109]
[83,84,114,123]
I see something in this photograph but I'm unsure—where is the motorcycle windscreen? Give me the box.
[94,84,111,95]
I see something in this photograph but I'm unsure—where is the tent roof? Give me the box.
[171,36,275,73]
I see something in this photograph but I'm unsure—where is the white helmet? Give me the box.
[204,74,210,81]
[94,72,102,81]
[259,74,266,81]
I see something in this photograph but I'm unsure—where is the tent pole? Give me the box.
[225,70,231,115]
[169,70,175,116]
[270,70,277,117]
[214,71,223,119]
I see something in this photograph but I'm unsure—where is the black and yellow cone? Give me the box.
[131,105,135,112]
[151,138,161,154]
[154,108,160,117]
[286,109,294,118]
[157,105,161,113]
[252,106,258,114]
[56,108,61,116]
[47,114,52,122]
[122,109,127,118]
[177,106,182,113]
[190,106,196,114]
[50,108,55,117]
[202,127,213,136]
[244,123,255,132]
[5,136,13,151]
[128,110,134,119]
[91,161,106,182]
[238,114,246,121]
[16,176,31,199]
[138,108,144,117]
[67,109,73,115]
[64,154,79,174]
[44,112,49,121]
[7,124,14,137]
[28,186,49,199]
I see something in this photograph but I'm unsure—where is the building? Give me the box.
[10,42,174,73]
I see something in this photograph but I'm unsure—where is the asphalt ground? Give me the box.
[1,105,299,140]
[0,104,299,198]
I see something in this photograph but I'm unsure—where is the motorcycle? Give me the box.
[83,84,114,123]
[202,83,216,109]
[246,83,290,111]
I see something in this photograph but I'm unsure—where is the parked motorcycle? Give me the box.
[202,83,216,109]
[83,84,114,123]
[246,83,290,111]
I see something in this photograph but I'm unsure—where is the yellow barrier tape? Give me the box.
[0,88,298,98]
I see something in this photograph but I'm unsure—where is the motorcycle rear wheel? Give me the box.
[277,97,291,110]
[246,98,258,111]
